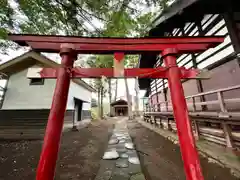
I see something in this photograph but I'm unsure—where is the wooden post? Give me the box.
[222,122,234,148]
[162,80,168,111]
[150,116,152,124]
[195,21,208,111]
[163,49,204,180]
[155,80,160,112]
[159,118,164,128]
[192,97,197,112]
[217,92,227,113]
[193,119,200,140]
[217,91,234,148]
[154,116,157,126]
[72,102,79,131]
[146,105,149,123]
[224,11,240,54]
[167,118,172,131]
[151,96,154,112]
[36,46,76,180]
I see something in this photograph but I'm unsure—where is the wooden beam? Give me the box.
[9,34,224,54]
[224,11,240,53]
[26,67,208,79]
[221,122,234,148]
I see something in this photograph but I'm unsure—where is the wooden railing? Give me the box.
[144,85,240,149]
[147,84,240,115]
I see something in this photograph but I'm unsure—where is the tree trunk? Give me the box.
[100,86,104,119]
[108,79,112,103]
[124,78,133,120]
[114,79,118,102]
[97,88,101,119]
[108,79,113,116]
[134,78,140,117]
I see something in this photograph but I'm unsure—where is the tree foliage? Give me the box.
[0,0,15,52]
[1,0,171,117]
[1,0,170,38]
[0,0,171,53]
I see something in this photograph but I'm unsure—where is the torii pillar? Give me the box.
[36,45,77,180]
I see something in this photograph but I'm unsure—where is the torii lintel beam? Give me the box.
[8,34,225,54]
[26,67,207,79]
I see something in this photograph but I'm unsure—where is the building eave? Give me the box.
[151,0,199,28]
[0,51,95,92]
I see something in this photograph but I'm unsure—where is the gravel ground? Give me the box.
[128,120,239,180]
[0,120,113,180]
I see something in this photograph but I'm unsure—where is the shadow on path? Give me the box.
[128,120,239,180]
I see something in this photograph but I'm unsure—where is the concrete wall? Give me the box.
[67,81,92,110]
[2,68,56,109]
[2,65,92,111]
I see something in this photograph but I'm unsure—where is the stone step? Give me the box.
[94,118,146,180]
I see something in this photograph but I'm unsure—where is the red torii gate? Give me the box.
[9,34,224,180]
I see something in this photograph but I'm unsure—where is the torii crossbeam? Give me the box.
[9,34,224,180]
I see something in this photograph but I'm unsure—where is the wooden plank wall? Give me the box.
[0,110,74,139]
[148,13,240,112]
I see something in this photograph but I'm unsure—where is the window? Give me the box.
[30,78,44,85]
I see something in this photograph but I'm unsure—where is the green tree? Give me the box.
[87,55,113,118]
[1,0,170,39]
[125,55,140,118]
[1,0,170,118]
[0,0,15,53]
[0,0,171,54]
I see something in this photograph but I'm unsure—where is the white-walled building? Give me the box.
[0,51,95,129]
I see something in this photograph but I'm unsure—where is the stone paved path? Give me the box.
[94,117,145,180]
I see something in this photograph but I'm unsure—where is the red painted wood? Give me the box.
[26,42,213,54]
[73,68,113,77]
[39,68,58,77]
[114,52,125,62]
[36,50,76,180]
[31,67,199,79]
[9,34,224,45]
[163,48,204,180]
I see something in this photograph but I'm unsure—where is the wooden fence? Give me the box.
[144,85,240,149]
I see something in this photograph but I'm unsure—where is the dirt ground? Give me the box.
[128,120,239,180]
[0,120,113,180]
[1,118,239,180]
